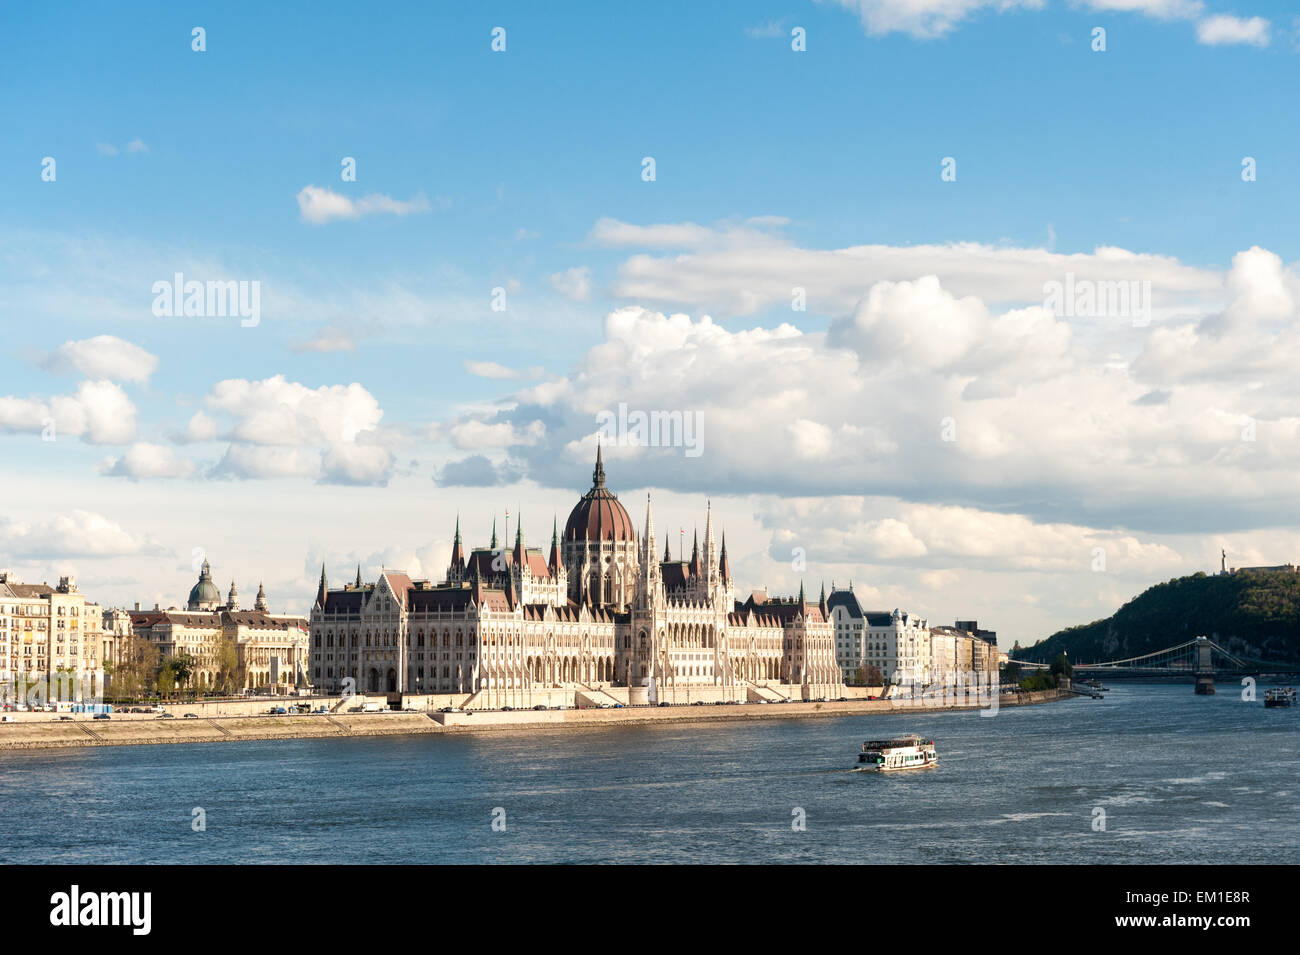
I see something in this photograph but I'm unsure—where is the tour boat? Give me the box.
[854,734,938,772]
[1264,687,1297,708]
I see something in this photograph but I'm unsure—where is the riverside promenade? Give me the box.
[0,689,1070,752]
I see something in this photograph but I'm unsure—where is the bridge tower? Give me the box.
[1194,635,1215,695]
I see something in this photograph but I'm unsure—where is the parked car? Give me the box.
[313,705,329,713]
[532,704,547,711]
[269,706,287,715]
[156,713,175,719]
[1,716,14,722]
[183,713,199,719]
[93,713,111,720]
[57,715,73,721]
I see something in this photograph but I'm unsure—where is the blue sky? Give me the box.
[2,0,1298,643]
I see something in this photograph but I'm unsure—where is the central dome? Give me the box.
[187,558,222,610]
[564,446,636,543]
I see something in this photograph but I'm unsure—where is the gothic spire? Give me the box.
[315,564,328,608]
[549,515,563,573]
[592,441,606,488]
[490,516,498,550]
[719,531,731,583]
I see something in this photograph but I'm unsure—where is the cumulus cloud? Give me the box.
[0,509,164,558]
[99,443,197,480]
[0,380,136,444]
[448,418,546,451]
[296,185,432,225]
[43,335,158,383]
[430,245,1300,533]
[199,375,394,485]
[436,454,525,487]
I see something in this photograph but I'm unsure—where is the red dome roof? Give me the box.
[565,447,636,543]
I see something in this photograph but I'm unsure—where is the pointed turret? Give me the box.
[513,515,525,568]
[490,516,498,550]
[798,580,806,606]
[593,441,606,489]
[255,581,268,612]
[819,580,828,617]
[663,538,672,562]
[227,580,239,611]
[719,531,731,583]
[689,528,700,577]
[315,564,328,609]
[548,515,563,573]
[355,564,362,588]
[449,513,465,575]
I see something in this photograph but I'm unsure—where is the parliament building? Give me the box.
[309,450,842,707]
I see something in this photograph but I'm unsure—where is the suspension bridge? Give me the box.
[1012,635,1300,694]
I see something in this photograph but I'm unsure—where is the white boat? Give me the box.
[854,733,938,772]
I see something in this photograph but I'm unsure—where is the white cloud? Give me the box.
[200,376,394,485]
[549,266,592,301]
[0,509,163,558]
[449,418,546,451]
[0,380,136,444]
[43,335,158,383]
[825,0,1045,39]
[296,185,432,225]
[291,324,358,353]
[125,138,149,153]
[1196,14,1270,46]
[598,217,1221,317]
[1080,0,1204,19]
[464,360,543,380]
[99,443,197,480]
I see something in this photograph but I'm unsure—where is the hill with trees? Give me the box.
[1016,569,1300,666]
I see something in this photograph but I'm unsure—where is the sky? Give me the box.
[2,0,1299,647]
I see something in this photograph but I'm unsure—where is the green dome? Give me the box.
[187,559,221,609]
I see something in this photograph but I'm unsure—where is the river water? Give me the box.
[0,683,1294,864]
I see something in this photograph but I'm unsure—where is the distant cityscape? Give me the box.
[0,453,1002,708]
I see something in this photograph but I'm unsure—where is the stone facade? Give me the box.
[310,453,843,706]
[0,573,106,702]
[130,565,308,693]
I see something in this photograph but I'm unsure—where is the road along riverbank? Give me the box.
[0,689,1070,752]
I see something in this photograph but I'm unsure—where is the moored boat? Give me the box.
[854,733,938,772]
[1264,687,1296,708]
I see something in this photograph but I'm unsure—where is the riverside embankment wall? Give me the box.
[0,689,1069,752]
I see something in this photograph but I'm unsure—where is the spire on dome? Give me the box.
[593,442,606,489]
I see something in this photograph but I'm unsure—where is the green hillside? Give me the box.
[1016,569,1300,666]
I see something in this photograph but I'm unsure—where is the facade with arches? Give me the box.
[309,451,842,705]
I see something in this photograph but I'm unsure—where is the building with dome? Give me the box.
[309,449,842,706]
[130,561,308,694]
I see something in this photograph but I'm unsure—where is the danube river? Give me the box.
[0,683,1295,864]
